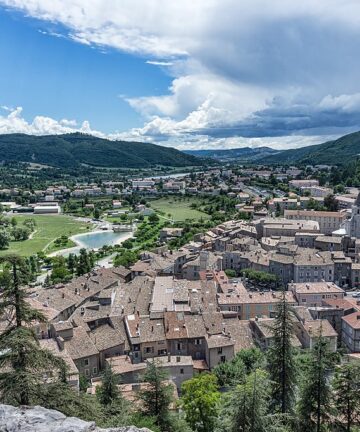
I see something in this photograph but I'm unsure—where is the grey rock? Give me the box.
[0,404,152,432]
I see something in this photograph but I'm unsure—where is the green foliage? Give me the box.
[11,226,31,241]
[0,133,200,168]
[0,256,67,406]
[241,268,278,284]
[51,256,72,284]
[137,361,174,431]
[181,373,220,432]
[324,194,339,211]
[218,369,271,432]
[297,336,335,432]
[267,290,297,414]
[0,230,10,249]
[114,249,139,267]
[261,130,360,166]
[76,248,94,275]
[332,361,360,432]
[148,213,160,224]
[224,269,236,278]
[96,365,120,406]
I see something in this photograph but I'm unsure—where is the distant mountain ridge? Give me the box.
[0,133,201,168]
[185,130,360,165]
[184,146,280,161]
[258,131,360,165]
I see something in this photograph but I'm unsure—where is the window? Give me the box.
[85,369,89,376]
[220,355,226,363]
[195,339,202,345]
[93,367,97,374]
[145,347,154,354]
[84,358,89,366]
[218,347,223,354]
[180,368,184,374]
[177,343,182,351]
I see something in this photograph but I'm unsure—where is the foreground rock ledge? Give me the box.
[0,404,152,432]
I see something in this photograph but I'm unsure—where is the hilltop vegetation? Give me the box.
[184,146,279,161]
[0,133,201,168]
[261,130,360,165]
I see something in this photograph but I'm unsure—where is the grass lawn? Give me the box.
[0,215,91,257]
[149,196,210,221]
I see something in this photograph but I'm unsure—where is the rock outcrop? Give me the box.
[0,404,152,432]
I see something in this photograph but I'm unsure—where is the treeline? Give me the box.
[0,216,36,249]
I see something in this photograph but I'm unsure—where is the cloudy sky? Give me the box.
[1,1,360,150]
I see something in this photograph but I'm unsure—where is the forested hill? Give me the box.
[0,133,201,168]
[259,131,360,165]
[184,146,279,161]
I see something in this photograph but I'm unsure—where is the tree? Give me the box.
[0,255,66,406]
[181,373,220,432]
[137,361,173,430]
[11,226,31,241]
[67,253,76,274]
[0,230,9,249]
[267,289,297,414]
[148,213,160,224]
[324,194,338,212]
[77,248,91,275]
[221,369,270,432]
[298,334,334,432]
[94,207,101,219]
[224,269,236,278]
[51,256,71,284]
[332,361,360,432]
[96,364,120,406]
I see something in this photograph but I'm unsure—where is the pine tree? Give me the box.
[332,361,360,432]
[267,289,297,414]
[137,360,173,431]
[67,253,76,274]
[298,333,334,432]
[96,364,120,406]
[0,255,66,406]
[226,369,270,432]
[77,248,91,275]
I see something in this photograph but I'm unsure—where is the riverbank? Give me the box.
[48,229,134,257]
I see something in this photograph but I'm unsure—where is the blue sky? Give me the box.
[0,8,170,132]
[1,1,360,150]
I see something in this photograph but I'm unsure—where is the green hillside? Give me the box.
[261,131,360,165]
[184,146,280,161]
[0,133,201,168]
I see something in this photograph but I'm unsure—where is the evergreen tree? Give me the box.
[77,248,91,275]
[137,361,173,431]
[267,289,297,414]
[181,372,220,432]
[223,369,270,432]
[0,230,9,249]
[96,364,120,406]
[67,253,76,274]
[298,333,334,432]
[332,361,360,432]
[0,255,66,405]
